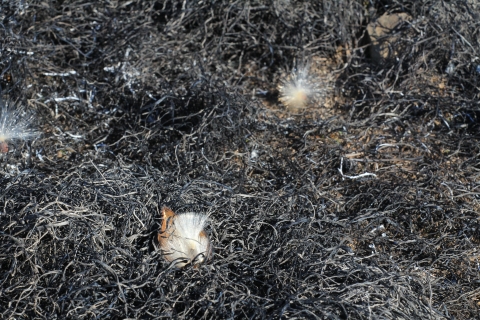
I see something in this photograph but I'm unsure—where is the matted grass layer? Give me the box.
[1,1,480,318]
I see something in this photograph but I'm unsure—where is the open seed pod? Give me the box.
[158,207,212,268]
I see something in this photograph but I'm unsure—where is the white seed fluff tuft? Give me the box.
[0,100,37,143]
[277,65,318,109]
[161,212,211,268]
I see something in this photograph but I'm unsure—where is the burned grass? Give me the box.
[1,0,480,319]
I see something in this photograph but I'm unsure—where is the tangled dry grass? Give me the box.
[1,0,480,319]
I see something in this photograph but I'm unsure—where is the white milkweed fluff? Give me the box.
[277,64,319,110]
[158,207,212,268]
[0,99,37,149]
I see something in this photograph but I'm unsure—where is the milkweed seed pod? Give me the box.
[158,207,212,268]
[0,99,37,153]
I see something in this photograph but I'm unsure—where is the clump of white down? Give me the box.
[163,212,211,268]
[278,66,317,109]
[0,100,37,143]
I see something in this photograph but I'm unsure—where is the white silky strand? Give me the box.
[161,212,211,268]
[0,100,37,143]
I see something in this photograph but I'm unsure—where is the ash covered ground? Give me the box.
[1,1,480,319]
